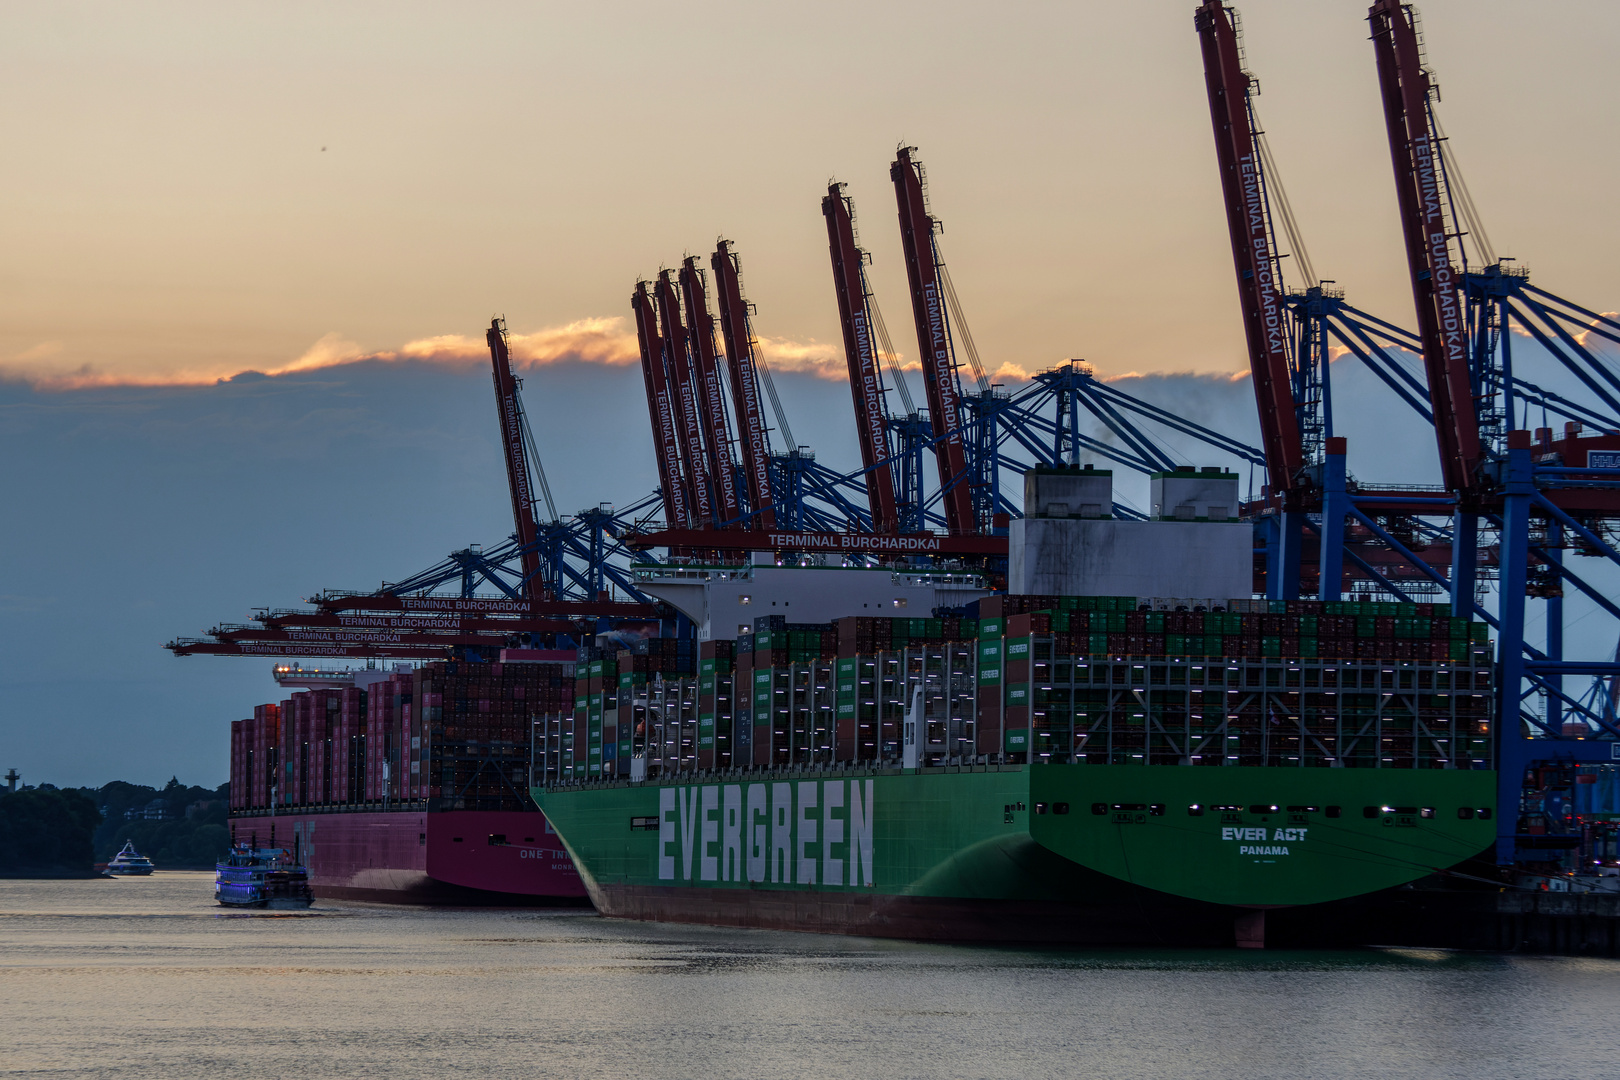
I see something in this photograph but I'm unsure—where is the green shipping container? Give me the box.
[836,660,857,694]
[1004,728,1030,753]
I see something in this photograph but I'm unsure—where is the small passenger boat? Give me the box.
[104,841,156,876]
[214,844,314,909]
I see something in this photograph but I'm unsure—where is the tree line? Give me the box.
[0,777,230,875]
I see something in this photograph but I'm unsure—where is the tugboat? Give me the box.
[103,841,156,876]
[214,844,315,909]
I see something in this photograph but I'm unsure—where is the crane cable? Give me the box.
[514,382,559,523]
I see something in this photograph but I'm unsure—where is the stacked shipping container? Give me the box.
[229,660,574,817]
[534,635,699,782]
[533,595,1495,785]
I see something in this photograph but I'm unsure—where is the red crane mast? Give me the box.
[631,282,691,527]
[1368,0,1483,492]
[679,257,743,528]
[890,147,977,535]
[485,318,547,607]
[823,183,900,534]
[710,240,778,530]
[656,270,716,526]
[1194,1,1304,498]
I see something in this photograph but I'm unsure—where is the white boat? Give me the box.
[103,841,155,876]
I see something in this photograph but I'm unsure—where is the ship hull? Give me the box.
[536,764,1496,942]
[230,808,588,905]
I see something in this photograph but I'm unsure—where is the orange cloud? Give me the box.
[0,318,644,391]
[0,315,1061,393]
[1099,368,1250,385]
[398,317,642,368]
[1572,311,1620,354]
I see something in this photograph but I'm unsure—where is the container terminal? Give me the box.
[171,1,1620,949]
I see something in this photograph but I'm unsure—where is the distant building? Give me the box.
[126,798,171,822]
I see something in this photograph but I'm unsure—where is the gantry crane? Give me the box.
[1195,1,1470,601]
[486,317,553,609]
[170,316,662,660]
[1366,0,1620,862]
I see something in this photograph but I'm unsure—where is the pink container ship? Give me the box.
[228,659,586,904]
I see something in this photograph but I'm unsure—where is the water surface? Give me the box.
[3,874,1615,1079]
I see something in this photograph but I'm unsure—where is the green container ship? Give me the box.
[533,586,1498,945]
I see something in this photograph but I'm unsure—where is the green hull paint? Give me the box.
[1029,765,1496,906]
[535,764,1497,917]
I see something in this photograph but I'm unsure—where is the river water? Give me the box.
[2,873,1616,1080]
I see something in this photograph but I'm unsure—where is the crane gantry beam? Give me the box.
[656,270,716,527]
[632,281,691,528]
[485,318,547,606]
[711,240,778,531]
[1368,0,1485,493]
[679,257,743,528]
[823,182,901,534]
[1194,1,1305,500]
[891,147,977,536]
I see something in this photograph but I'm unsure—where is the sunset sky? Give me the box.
[2,0,1617,785]
[4,0,1616,389]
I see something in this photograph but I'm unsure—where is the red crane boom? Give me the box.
[1194,1,1304,497]
[632,282,691,527]
[823,183,900,534]
[890,147,977,535]
[679,258,743,528]
[656,270,716,526]
[710,240,778,530]
[1368,0,1483,492]
[485,318,546,607]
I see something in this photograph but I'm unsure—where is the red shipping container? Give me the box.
[229,720,244,810]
